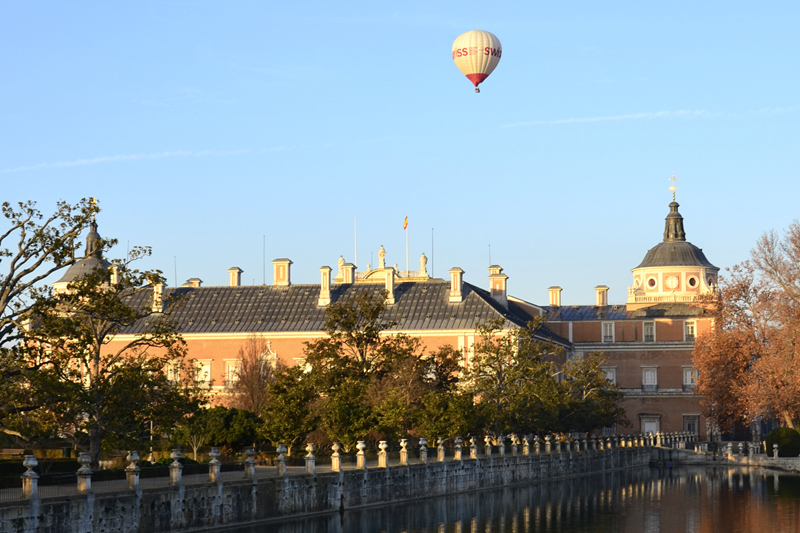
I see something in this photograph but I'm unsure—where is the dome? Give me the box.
[54,221,110,285]
[635,241,715,269]
[634,201,717,270]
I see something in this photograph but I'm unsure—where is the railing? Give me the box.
[629,295,698,303]
[603,336,614,343]
[642,384,658,393]
[644,335,654,343]
[683,384,696,393]
[2,435,654,502]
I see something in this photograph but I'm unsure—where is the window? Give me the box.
[602,322,614,343]
[685,321,696,341]
[683,415,700,435]
[642,367,658,392]
[644,321,655,343]
[224,361,240,388]
[600,366,616,385]
[640,416,661,435]
[647,277,657,289]
[683,367,698,392]
[195,360,212,385]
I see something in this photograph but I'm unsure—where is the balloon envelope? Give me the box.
[451,30,502,89]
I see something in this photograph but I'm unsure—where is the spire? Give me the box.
[84,220,102,257]
[663,201,686,242]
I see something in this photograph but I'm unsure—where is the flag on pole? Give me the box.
[403,216,408,230]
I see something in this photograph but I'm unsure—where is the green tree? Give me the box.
[23,247,204,469]
[303,290,435,449]
[197,406,262,453]
[0,199,100,436]
[466,318,562,436]
[556,352,626,433]
[260,365,316,456]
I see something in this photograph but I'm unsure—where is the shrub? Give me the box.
[766,427,800,458]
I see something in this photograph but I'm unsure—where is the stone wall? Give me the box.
[0,447,650,533]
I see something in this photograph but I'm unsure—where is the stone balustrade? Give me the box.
[9,433,670,502]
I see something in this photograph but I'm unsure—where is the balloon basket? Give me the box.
[475,88,480,93]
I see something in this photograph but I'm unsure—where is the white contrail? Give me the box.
[0,148,254,175]
[501,109,708,128]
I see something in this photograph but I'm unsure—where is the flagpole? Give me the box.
[405,223,408,275]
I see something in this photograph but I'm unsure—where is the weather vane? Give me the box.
[668,173,678,201]
[89,197,98,221]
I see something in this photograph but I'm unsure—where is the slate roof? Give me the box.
[634,241,716,269]
[119,279,569,346]
[544,302,706,322]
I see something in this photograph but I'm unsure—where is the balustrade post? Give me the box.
[454,437,463,461]
[437,438,446,462]
[276,444,287,477]
[497,435,506,457]
[125,451,140,490]
[533,435,541,454]
[21,455,39,500]
[605,437,612,450]
[509,434,518,456]
[305,443,316,475]
[77,452,92,493]
[590,435,597,451]
[773,444,779,460]
[209,447,221,483]
[377,441,388,468]
[331,443,342,472]
[627,435,633,448]
[573,438,580,453]
[581,436,588,452]
[399,439,408,466]
[169,448,183,486]
[469,437,478,460]
[357,441,368,469]
[738,442,744,456]
[522,436,530,456]
[484,436,493,458]
[244,448,257,480]
[419,438,428,465]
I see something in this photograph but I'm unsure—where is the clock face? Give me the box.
[666,275,679,289]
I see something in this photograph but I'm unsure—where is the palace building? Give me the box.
[56,195,717,439]
[543,197,717,438]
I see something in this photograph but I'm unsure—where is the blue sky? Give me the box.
[2,2,798,305]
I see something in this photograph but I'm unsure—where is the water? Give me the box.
[224,467,800,533]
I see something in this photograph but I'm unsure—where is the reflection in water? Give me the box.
[226,467,800,533]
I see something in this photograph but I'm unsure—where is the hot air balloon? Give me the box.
[451,30,502,93]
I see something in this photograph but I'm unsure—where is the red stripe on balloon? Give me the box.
[466,73,489,87]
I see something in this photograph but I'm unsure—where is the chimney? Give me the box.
[182,278,202,288]
[449,267,464,303]
[385,268,395,305]
[152,282,165,313]
[488,265,508,309]
[319,266,332,306]
[272,258,292,286]
[343,263,355,283]
[228,267,243,287]
[548,286,562,307]
[595,285,609,306]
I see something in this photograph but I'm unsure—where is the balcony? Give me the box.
[603,336,614,343]
[642,384,658,393]
[644,335,654,343]
[683,383,696,393]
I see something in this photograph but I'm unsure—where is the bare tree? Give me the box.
[229,336,281,416]
[695,221,800,431]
